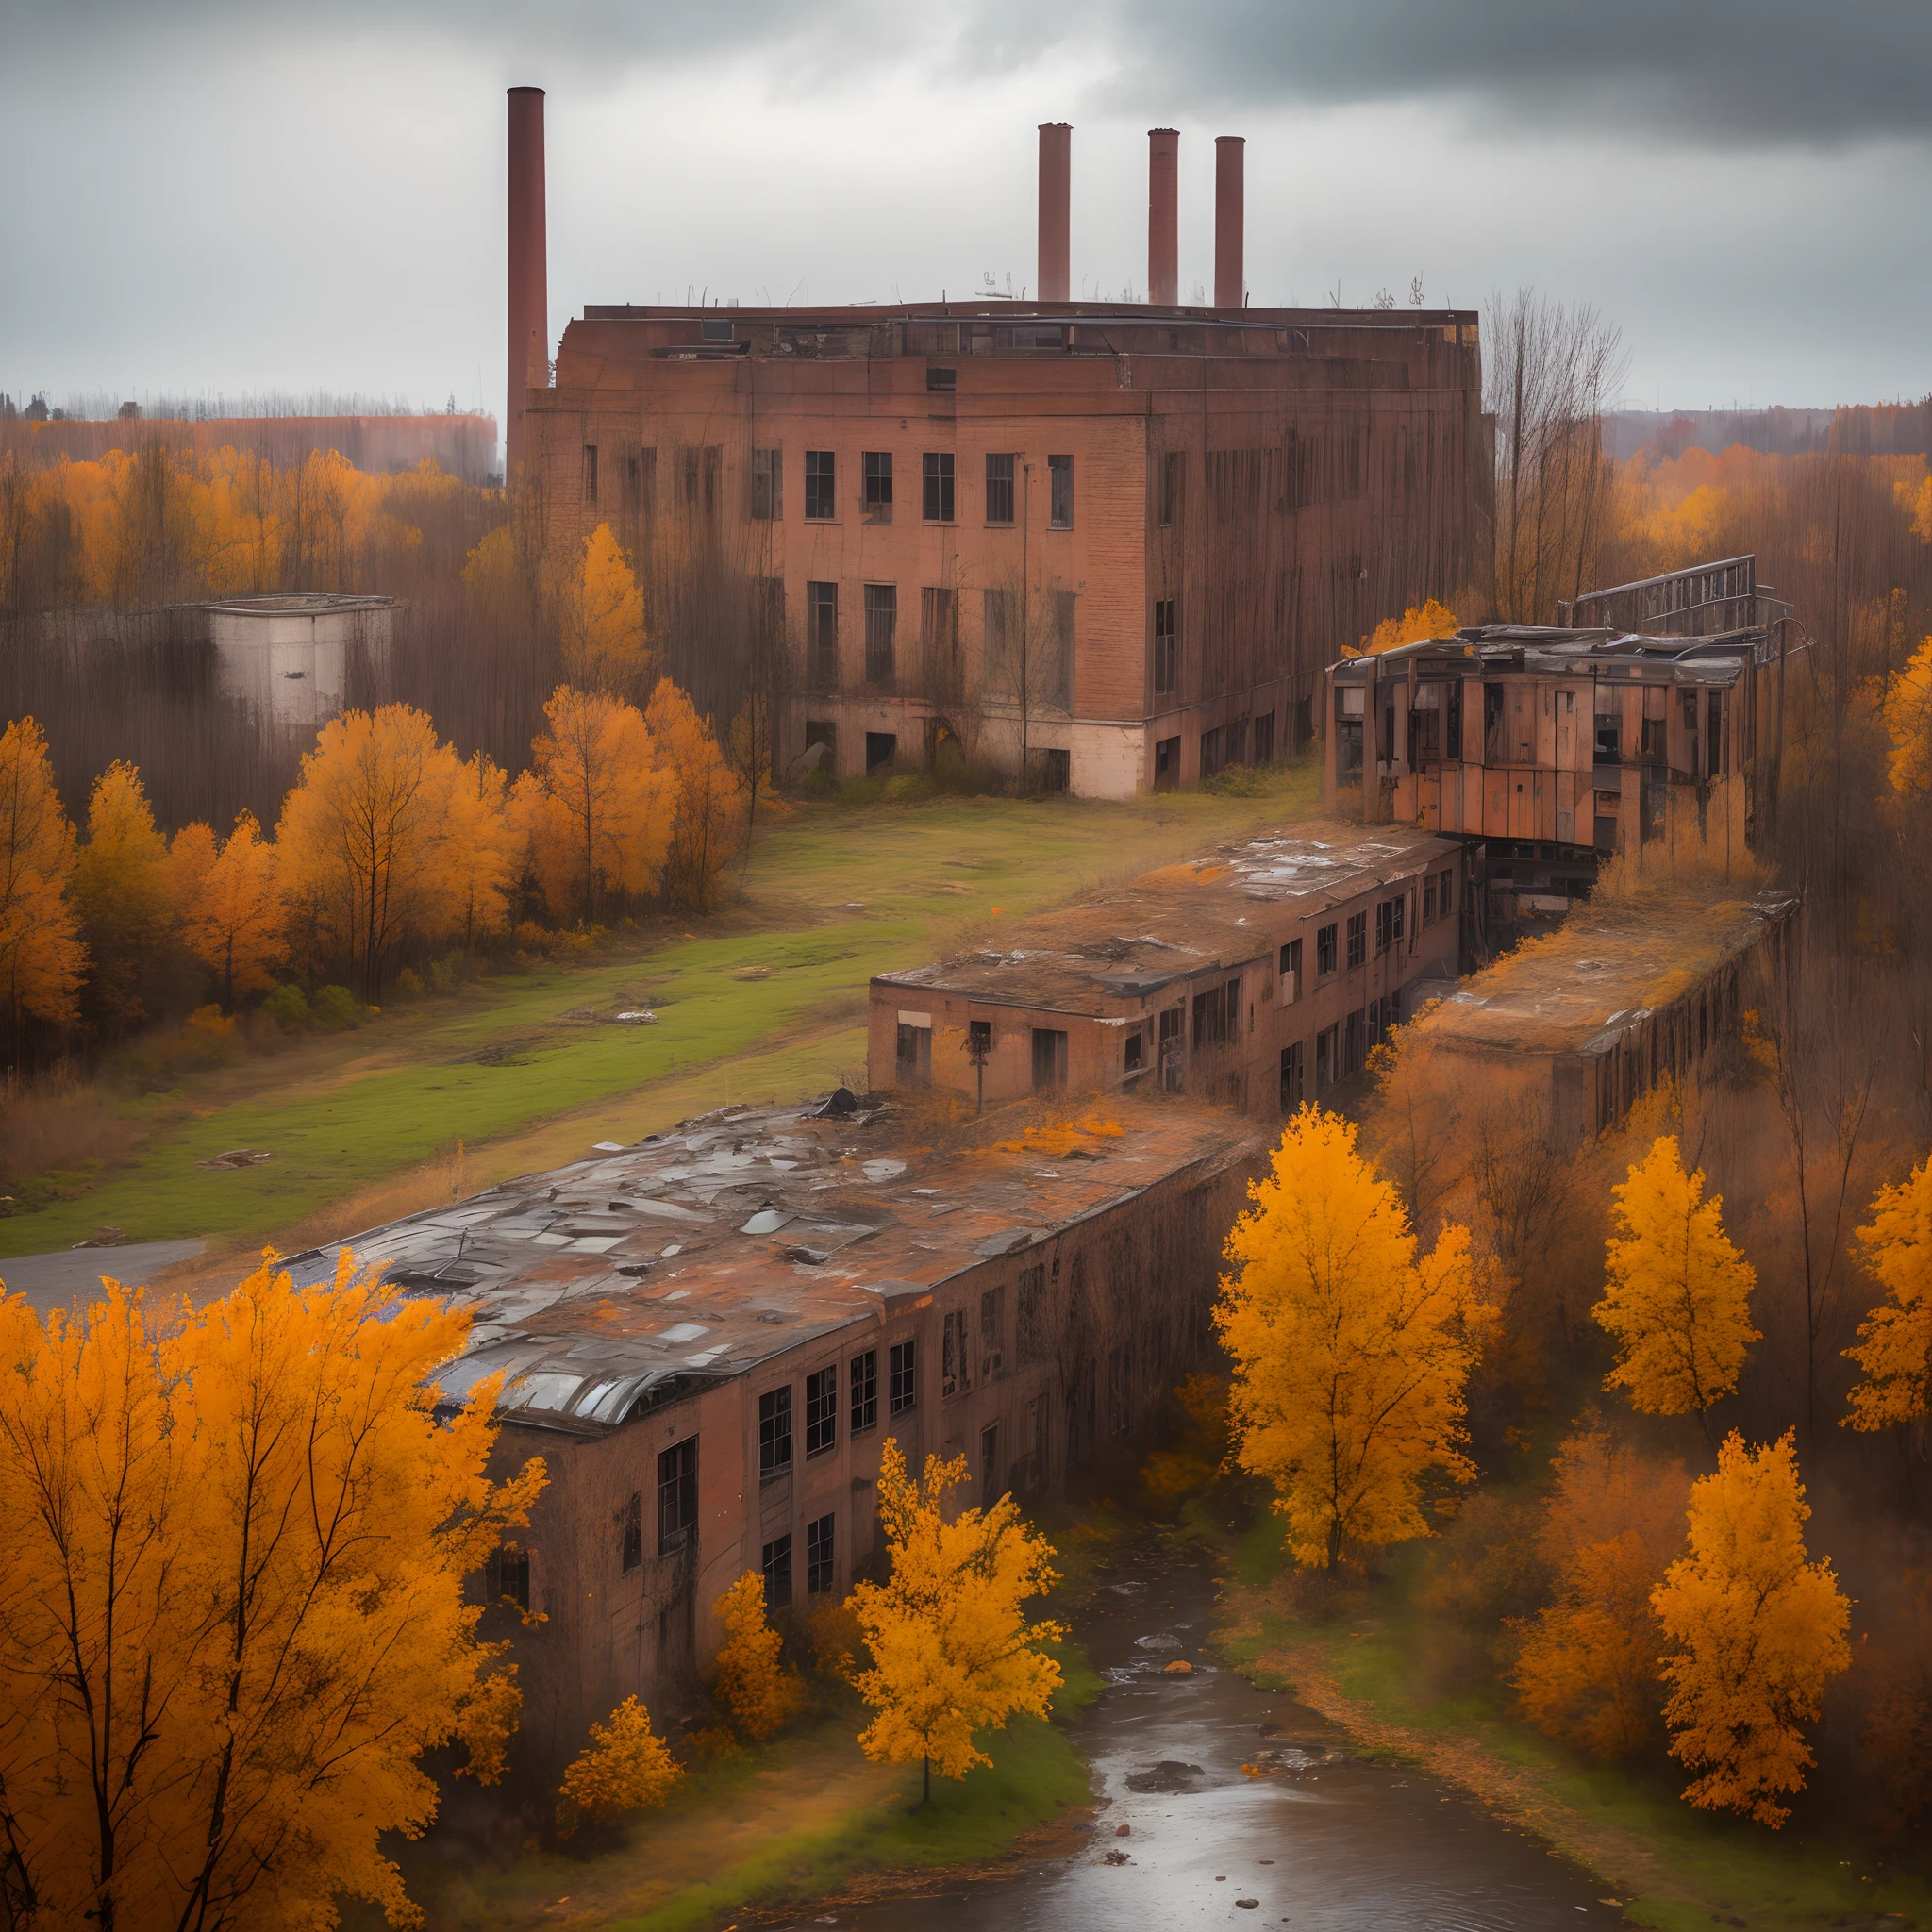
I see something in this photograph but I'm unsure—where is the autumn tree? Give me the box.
[1593,1135,1758,1441]
[562,524,651,693]
[555,1696,680,1840]
[70,760,175,1031]
[1651,1430,1851,1827]
[0,715,86,1047]
[0,1248,545,1929]
[167,818,218,916]
[1842,1152,1932,1432]
[648,677,745,911]
[1361,596,1463,655]
[442,750,518,947]
[184,810,285,1008]
[1511,1425,1690,1758]
[1881,636,1932,799]
[1217,1107,1492,1573]
[511,685,671,924]
[848,1439,1063,1806]
[709,1571,806,1740]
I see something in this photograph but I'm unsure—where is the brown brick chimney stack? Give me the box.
[1147,128,1179,306]
[506,86,547,480]
[1214,135,1244,308]
[1038,122,1072,303]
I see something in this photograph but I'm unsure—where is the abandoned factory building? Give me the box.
[286,1093,1259,1768]
[871,821,1461,1116]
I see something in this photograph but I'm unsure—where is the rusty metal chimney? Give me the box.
[1038,122,1072,304]
[1147,128,1179,306]
[506,86,547,480]
[1214,136,1244,308]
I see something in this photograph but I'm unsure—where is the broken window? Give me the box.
[807,1512,836,1595]
[1344,1007,1366,1074]
[1279,936,1302,999]
[1158,1006,1185,1090]
[863,583,897,685]
[1346,911,1367,970]
[1280,1041,1305,1111]
[923,451,955,523]
[941,1309,973,1397]
[1594,682,1623,761]
[807,581,838,685]
[657,1437,697,1555]
[621,1491,642,1573]
[582,443,598,505]
[485,1545,529,1610]
[1124,1029,1144,1073]
[926,365,957,392]
[863,450,893,520]
[986,452,1015,524]
[758,1386,792,1479]
[894,1018,931,1085]
[849,1350,877,1435]
[1317,923,1338,976]
[865,731,896,773]
[980,1285,1006,1377]
[1315,1024,1337,1093]
[805,1366,838,1457]
[1409,682,1442,762]
[889,1339,917,1414]
[805,449,835,520]
[1048,454,1073,527]
[1016,1265,1045,1363]
[761,1533,792,1612]
[982,587,1018,696]
[921,586,960,694]
[1159,450,1183,527]
[1424,875,1438,924]
[1191,983,1225,1049]
[751,447,782,520]
[1153,598,1176,695]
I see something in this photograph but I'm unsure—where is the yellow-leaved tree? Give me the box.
[555,1696,680,1840]
[1842,1152,1932,1432]
[562,524,651,693]
[1593,1135,1758,1441]
[167,818,219,918]
[0,1248,546,1928]
[1361,596,1463,656]
[709,1571,806,1740]
[1511,1425,1690,1758]
[0,715,87,1041]
[1217,1106,1492,1572]
[1651,1429,1851,1827]
[1881,637,1932,799]
[647,677,745,911]
[510,685,672,924]
[848,1439,1063,1806]
[185,809,286,1008]
[70,759,175,1031]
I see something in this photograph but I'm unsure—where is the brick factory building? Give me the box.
[286,1093,1258,1769]
[505,92,1491,796]
[870,821,1461,1115]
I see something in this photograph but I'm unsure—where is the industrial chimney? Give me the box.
[1147,128,1179,307]
[506,86,548,480]
[1214,136,1244,308]
[1038,122,1071,304]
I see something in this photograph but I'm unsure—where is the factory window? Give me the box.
[942,1309,973,1398]
[658,1436,697,1555]
[921,586,960,693]
[701,317,733,341]
[850,1350,878,1435]
[1199,724,1225,777]
[865,731,897,774]
[1124,1028,1144,1073]
[1280,1041,1305,1111]
[1346,911,1367,969]
[1153,598,1176,694]
[758,1385,792,1480]
[1016,1264,1046,1364]
[926,365,957,392]
[1048,454,1074,527]
[805,449,836,520]
[863,584,897,685]
[1375,898,1393,954]
[1279,937,1302,1000]
[807,581,838,685]
[582,443,598,505]
[923,452,955,523]
[804,718,836,767]
[761,1533,792,1612]
[1159,450,1183,526]
[621,1491,642,1573]
[888,1339,917,1414]
[807,1513,836,1596]
[863,450,893,521]
[1344,1008,1366,1074]
[895,1019,930,1086]
[485,1545,529,1611]
[980,1424,1002,1510]
[986,452,1015,525]
[1316,922,1338,976]
[979,1284,1006,1378]
[750,446,782,520]
[1158,1006,1185,1089]
[805,1365,838,1457]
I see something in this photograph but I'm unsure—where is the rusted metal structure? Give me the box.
[1561,555,1790,636]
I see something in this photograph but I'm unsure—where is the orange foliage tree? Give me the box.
[555,1696,679,1840]
[0,716,86,1044]
[70,760,175,1031]
[1842,1151,1932,1433]
[186,810,286,1008]
[561,524,651,693]
[708,1572,806,1740]
[647,677,745,911]
[0,1248,546,1928]
[1361,597,1462,656]
[511,686,671,924]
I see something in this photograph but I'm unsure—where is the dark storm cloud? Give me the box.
[13,0,1930,148]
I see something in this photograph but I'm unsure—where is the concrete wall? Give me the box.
[208,603,391,733]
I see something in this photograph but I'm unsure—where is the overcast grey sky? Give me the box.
[3,0,1928,425]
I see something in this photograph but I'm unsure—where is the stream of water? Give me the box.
[804,1533,1619,1932]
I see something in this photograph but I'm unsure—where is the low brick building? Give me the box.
[869,820,1462,1117]
[286,1092,1259,1771]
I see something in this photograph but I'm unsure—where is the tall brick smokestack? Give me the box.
[1147,128,1178,307]
[1038,122,1071,303]
[1214,136,1244,308]
[506,86,547,480]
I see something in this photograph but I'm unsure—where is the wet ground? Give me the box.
[799,1533,1618,1932]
